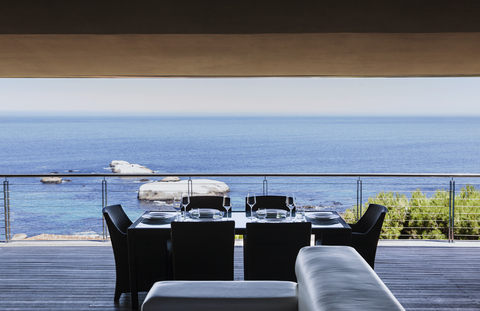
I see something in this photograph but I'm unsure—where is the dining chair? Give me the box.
[316,203,387,269]
[171,221,235,280]
[244,195,295,212]
[244,222,311,282]
[102,204,133,301]
[182,195,225,211]
[103,204,172,303]
[349,204,388,269]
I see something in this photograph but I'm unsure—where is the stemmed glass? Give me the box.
[247,192,256,220]
[181,192,190,221]
[286,195,295,221]
[223,195,232,219]
[173,195,182,220]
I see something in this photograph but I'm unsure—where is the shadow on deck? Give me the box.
[0,242,479,310]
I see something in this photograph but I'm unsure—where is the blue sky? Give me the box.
[1,77,479,116]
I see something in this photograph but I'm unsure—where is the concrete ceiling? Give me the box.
[1,0,480,77]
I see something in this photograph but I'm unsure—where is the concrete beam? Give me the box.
[1,1,480,77]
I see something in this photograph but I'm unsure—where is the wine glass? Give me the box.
[173,195,182,220]
[223,195,232,219]
[181,192,190,220]
[286,195,295,221]
[247,192,256,220]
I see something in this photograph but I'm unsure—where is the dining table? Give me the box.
[127,210,351,309]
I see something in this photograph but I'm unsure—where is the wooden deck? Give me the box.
[0,243,479,310]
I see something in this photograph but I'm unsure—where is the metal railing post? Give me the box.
[263,176,268,195]
[3,179,10,243]
[356,178,363,221]
[102,178,107,241]
[188,177,193,196]
[452,180,455,242]
[448,179,455,243]
[102,178,108,208]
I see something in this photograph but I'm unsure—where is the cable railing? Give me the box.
[2,173,480,243]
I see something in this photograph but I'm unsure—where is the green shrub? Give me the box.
[453,184,480,239]
[403,189,449,239]
[343,184,480,240]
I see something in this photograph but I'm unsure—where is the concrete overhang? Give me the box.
[1,0,480,78]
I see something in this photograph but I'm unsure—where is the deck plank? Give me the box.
[1,245,479,310]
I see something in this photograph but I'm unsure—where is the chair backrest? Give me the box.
[171,220,235,280]
[352,204,388,234]
[102,204,132,298]
[244,222,311,282]
[103,204,132,236]
[350,204,388,269]
[182,195,225,211]
[244,195,294,212]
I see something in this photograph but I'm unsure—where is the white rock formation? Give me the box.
[12,233,27,240]
[138,179,230,201]
[110,161,154,174]
[41,177,63,184]
[110,160,129,167]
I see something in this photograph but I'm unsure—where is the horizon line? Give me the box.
[1,112,480,118]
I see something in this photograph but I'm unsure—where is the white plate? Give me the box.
[305,212,340,221]
[142,212,176,220]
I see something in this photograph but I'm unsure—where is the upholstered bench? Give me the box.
[142,246,405,311]
[141,280,298,311]
[295,246,404,311]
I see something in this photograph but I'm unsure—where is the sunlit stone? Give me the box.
[41,177,63,183]
[110,160,154,174]
[138,179,229,201]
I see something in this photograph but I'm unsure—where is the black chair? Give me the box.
[171,220,235,280]
[244,222,311,282]
[316,204,387,269]
[245,195,295,212]
[182,195,225,211]
[349,204,388,269]
[102,204,133,301]
[103,204,172,303]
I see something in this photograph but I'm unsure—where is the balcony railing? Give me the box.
[2,173,480,243]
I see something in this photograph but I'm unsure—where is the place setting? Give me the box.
[304,211,342,225]
[171,193,231,222]
[141,211,177,224]
[248,193,308,223]
[187,208,225,221]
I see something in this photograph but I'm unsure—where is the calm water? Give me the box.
[1,116,480,237]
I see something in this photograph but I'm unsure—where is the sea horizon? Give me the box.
[1,115,480,237]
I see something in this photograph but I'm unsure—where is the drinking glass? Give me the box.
[173,196,182,220]
[223,195,232,219]
[190,208,200,220]
[256,208,267,221]
[286,195,295,221]
[247,192,256,220]
[295,205,305,221]
[182,192,190,220]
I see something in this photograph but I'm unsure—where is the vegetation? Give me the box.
[343,184,480,240]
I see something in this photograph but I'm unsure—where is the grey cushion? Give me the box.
[142,280,298,311]
[295,246,405,311]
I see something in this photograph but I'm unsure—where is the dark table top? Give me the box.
[129,210,351,235]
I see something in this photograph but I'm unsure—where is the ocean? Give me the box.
[1,116,480,237]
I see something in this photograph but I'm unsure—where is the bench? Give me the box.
[141,246,405,311]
